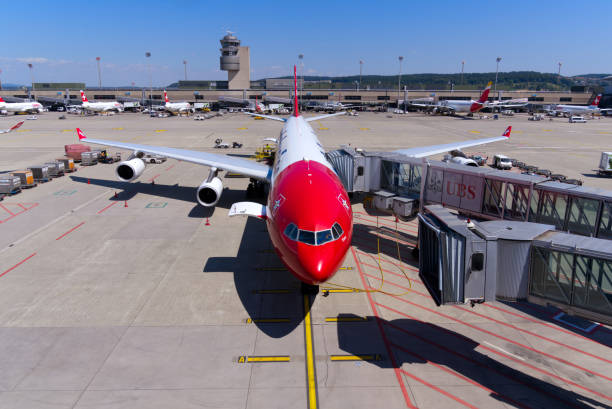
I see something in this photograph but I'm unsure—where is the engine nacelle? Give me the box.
[197,177,223,207]
[449,156,479,167]
[116,158,145,181]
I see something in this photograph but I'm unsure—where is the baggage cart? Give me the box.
[56,158,75,173]
[10,170,37,188]
[45,161,65,177]
[28,165,51,182]
[0,176,22,195]
[81,151,98,166]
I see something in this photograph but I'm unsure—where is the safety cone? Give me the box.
[205,218,210,226]
[124,201,128,208]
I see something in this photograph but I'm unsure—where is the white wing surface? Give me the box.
[76,128,271,181]
[394,126,511,158]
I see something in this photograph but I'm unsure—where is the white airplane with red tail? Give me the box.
[163,91,192,114]
[80,90,123,113]
[75,66,511,285]
[0,96,43,114]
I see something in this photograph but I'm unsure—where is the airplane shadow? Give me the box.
[337,314,611,409]
[204,216,306,338]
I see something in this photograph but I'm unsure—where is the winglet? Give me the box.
[293,65,299,117]
[10,121,24,132]
[76,128,87,140]
[502,126,512,138]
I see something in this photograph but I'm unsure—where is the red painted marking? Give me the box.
[482,303,606,346]
[353,212,418,234]
[97,201,117,214]
[369,275,612,383]
[351,247,417,409]
[0,253,36,279]
[361,261,423,285]
[0,203,16,216]
[165,164,175,171]
[56,222,85,240]
[0,202,39,223]
[379,303,612,403]
[356,249,417,271]
[362,271,428,297]
[399,368,478,409]
[390,342,530,409]
[17,203,26,210]
[148,174,161,182]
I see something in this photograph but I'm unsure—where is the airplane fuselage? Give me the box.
[165,102,191,113]
[438,99,484,113]
[82,101,123,112]
[266,115,352,284]
[0,101,43,114]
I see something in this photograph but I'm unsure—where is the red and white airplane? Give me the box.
[163,90,192,114]
[553,94,612,116]
[80,90,123,113]
[75,67,511,285]
[0,121,24,134]
[0,96,43,114]
[414,82,493,115]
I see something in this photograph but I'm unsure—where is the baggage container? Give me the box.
[10,170,36,188]
[81,151,98,166]
[45,161,65,177]
[28,165,51,182]
[56,158,75,173]
[64,144,91,162]
[0,176,22,195]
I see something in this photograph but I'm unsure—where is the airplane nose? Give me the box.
[296,242,348,284]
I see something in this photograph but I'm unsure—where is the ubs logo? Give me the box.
[446,182,476,200]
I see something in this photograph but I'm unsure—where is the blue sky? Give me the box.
[1,1,610,86]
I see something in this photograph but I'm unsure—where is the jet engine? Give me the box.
[197,177,223,207]
[115,158,145,181]
[449,156,479,167]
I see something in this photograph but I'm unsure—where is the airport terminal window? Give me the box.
[377,96,390,100]
[528,97,544,102]
[567,197,599,236]
[298,230,316,245]
[597,202,612,240]
[345,95,361,100]
[560,97,572,102]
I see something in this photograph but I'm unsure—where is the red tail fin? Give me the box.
[502,126,512,138]
[591,94,602,107]
[294,65,299,117]
[0,96,5,103]
[76,128,87,140]
[164,90,169,103]
[80,90,88,102]
[478,81,493,103]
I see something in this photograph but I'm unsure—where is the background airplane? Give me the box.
[413,82,492,115]
[553,94,611,115]
[73,67,510,287]
[80,90,123,113]
[0,121,24,134]
[163,91,192,114]
[0,96,43,114]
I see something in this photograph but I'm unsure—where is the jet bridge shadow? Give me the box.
[203,215,306,338]
[351,222,417,263]
[337,314,612,409]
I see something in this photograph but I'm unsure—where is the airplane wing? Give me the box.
[0,121,24,134]
[76,128,271,181]
[245,112,286,122]
[304,112,346,122]
[394,126,511,158]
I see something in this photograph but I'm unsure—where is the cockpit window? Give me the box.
[284,223,298,241]
[316,230,333,245]
[298,230,316,245]
[331,223,344,239]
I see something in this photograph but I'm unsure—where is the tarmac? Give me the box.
[0,111,610,409]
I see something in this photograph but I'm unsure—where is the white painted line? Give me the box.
[482,341,525,361]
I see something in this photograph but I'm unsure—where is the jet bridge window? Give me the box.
[504,183,530,221]
[537,191,568,230]
[567,196,599,236]
[597,201,612,240]
[483,179,504,218]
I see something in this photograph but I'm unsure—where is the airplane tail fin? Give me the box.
[591,94,602,107]
[293,65,299,117]
[164,90,169,103]
[502,126,512,138]
[0,96,5,103]
[76,128,87,140]
[478,82,493,103]
[80,90,88,102]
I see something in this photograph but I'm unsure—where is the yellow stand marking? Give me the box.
[238,355,290,363]
[237,127,248,130]
[61,129,74,132]
[599,131,611,134]
[325,316,369,322]
[543,129,553,132]
[359,127,370,131]
[470,130,481,134]
[16,129,31,132]
[318,127,329,130]
[112,127,124,130]
[246,318,291,324]
[303,294,318,409]
[155,129,167,133]
[321,288,359,293]
[329,354,382,362]
[339,266,353,270]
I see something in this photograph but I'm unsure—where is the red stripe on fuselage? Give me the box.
[267,160,353,284]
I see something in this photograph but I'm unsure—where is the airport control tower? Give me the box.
[220,32,250,90]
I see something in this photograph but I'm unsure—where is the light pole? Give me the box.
[298,54,304,109]
[461,60,465,86]
[145,52,152,106]
[0,68,2,90]
[96,57,102,88]
[359,60,363,91]
[183,60,188,81]
[494,56,502,96]
[397,56,404,107]
[27,63,35,95]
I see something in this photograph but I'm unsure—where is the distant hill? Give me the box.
[264,71,583,91]
[0,83,26,90]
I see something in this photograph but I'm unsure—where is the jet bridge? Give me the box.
[327,146,612,240]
